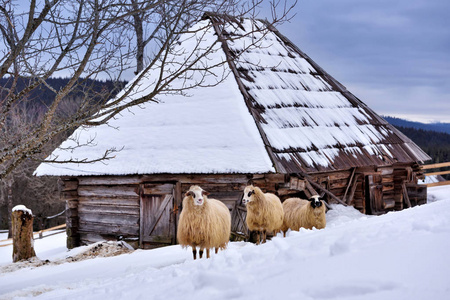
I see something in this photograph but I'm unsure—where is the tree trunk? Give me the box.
[12,206,36,262]
[7,179,13,238]
[132,1,144,75]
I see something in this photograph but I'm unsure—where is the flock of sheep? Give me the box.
[177,184,327,260]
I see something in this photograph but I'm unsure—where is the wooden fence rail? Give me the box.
[421,161,450,170]
[0,224,66,247]
[422,162,450,187]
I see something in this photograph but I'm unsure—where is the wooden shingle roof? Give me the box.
[206,13,430,173]
[35,15,429,177]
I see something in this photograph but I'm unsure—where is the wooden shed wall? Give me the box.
[61,174,287,249]
[61,166,426,249]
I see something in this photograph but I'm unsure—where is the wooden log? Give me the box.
[310,170,353,181]
[142,183,174,195]
[383,199,396,209]
[78,204,139,215]
[424,170,450,176]
[378,167,394,176]
[78,185,139,197]
[66,208,78,218]
[61,180,79,191]
[382,184,395,192]
[78,212,139,226]
[78,176,142,186]
[66,199,79,209]
[66,217,79,228]
[342,168,356,201]
[328,187,346,199]
[175,182,182,207]
[78,196,139,207]
[402,182,412,208]
[421,162,450,170]
[11,206,36,262]
[424,180,450,187]
[329,179,351,190]
[346,174,361,205]
[381,176,394,183]
[300,176,347,206]
[61,191,78,201]
[78,221,139,236]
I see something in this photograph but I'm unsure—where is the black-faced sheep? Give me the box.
[177,185,231,259]
[281,195,326,236]
[242,185,284,245]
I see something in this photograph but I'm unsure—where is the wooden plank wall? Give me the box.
[305,164,421,215]
[76,177,141,247]
[61,178,79,249]
[61,168,424,249]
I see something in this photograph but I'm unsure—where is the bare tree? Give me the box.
[0,0,296,180]
[0,103,64,236]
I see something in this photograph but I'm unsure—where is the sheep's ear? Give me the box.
[202,190,210,196]
[185,191,194,197]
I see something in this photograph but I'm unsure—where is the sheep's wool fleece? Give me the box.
[245,186,283,233]
[177,194,231,250]
[281,197,326,232]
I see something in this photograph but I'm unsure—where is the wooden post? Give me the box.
[11,205,36,263]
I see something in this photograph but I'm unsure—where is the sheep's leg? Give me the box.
[215,247,219,254]
[283,231,286,238]
[192,248,197,260]
[262,230,267,244]
[255,231,261,245]
[199,249,204,259]
[206,249,210,259]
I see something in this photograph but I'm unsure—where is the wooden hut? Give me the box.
[35,14,430,249]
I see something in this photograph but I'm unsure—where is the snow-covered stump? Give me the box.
[11,205,36,263]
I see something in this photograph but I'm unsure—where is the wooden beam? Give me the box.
[425,180,450,187]
[424,170,450,176]
[421,162,450,170]
[297,173,348,206]
[346,174,361,205]
[342,168,356,202]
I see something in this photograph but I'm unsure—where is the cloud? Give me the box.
[271,0,450,122]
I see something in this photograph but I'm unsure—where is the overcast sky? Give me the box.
[263,0,450,123]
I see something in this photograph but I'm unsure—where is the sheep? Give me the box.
[242,185,284,245]
[281,195,326,236]
[177,185,231,259]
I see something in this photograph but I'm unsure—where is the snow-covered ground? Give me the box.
[1,186,450,300]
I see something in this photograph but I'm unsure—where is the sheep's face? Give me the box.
[309,195,323,209]
[186,187,209,206]
[242,186,255,205]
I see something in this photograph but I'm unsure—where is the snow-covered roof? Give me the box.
[35,14,429,177]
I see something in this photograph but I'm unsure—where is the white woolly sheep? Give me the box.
[281,195,326,236]
[242,185,284,245]
[177,185,231,259]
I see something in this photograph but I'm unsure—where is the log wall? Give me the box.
[61,166,425,249]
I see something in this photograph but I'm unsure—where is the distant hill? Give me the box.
[0,77,126,107]
[384,116,450,135]
[387,121,450,179]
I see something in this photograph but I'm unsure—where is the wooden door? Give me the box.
[366,175,384,215]
[140,183,175,248]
